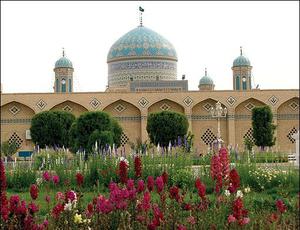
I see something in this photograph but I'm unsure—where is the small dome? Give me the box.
[107,26,177,63]
[55,57,73,68]
[199,69,214,85]
[233,47,251,67]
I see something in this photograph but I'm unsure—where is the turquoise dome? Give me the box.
[55,57,73,68]
[199,75,214,85]
[233,55,251,67]
[107,26,177,63]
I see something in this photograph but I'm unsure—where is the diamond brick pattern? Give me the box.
[36,99,47,110]
[245,103,255,111]
[287,127,298,143]
[63,105,72,112]
[268,95,278,106]
[289,102,299,111]
[114,104,126,113]
[201,129,217,145]
[9,106,20,115]
[160,103,170,111]
[227,96,236,106]
[120,132,129,146]
[90,98,101,109]
[183,96,193,107]
[203,103,212,112]
[138,97,149,108]
[8,132,23,148]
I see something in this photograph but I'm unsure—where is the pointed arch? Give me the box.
[148,99,185,114]
[50,100,88,117]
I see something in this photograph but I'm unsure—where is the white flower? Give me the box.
[224,190,230,197]
[236,190,243,198]
[64,201,72,211]
[119,157,129,165]
[244,186,251,193]
[36,178,43,186]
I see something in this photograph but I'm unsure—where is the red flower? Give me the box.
[219,148,230,181]
[155,176,164,193]
[52,175,60,185]
[28,202,39,214]
[65,190,77,202]
[0,160,9,221]
[127,179,135,190]
[42,171,51,182]
[86,202,94,217]
[30,184,39,200]
[153,203,164,223]
[210,155,222,194]
[76,172,84,187]
[134,156,142,178]
[140,191,151,212]
[238,217,250,226]
[15,200,27,216]
[119,160,128,184]
[169,186,180,202]
[9,195,20,212]
[276,199,287,213]
[183,203,192,211]
[147,176,154,192]
[45,195,51,203]
[162,171,168,185]
[137,179,145,193]
[177,224,187,230]
[228,169,240,194]
[195,178,206,199]
[52,203,64,219]
[0,160,7,192]
[55,192,65,201]
[268,213,278,223]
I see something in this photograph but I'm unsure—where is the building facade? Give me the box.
[1,23,299,154]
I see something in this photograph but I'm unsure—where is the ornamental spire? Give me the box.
[240,46,243,56]
[205,67,207,76]
[62,47,65,57]
[139,6,144,27]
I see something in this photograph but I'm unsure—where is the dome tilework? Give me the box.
[199,75,214,85]
[55,57,73,68]
[233,55,251,67]
[107,26,177,62]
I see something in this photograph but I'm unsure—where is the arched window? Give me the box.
[68,79,72,92]
[56,79,59,92]
[236,76,240,90]
[242,80,247,90]
[61,78,66,92]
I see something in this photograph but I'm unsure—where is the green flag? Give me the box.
[139,6,144,12]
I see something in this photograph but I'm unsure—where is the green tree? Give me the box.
[70,111,122,152]
[146,111,189,147]
[30,111,75,148]
[252,106,276,151]
[88,130,114,152]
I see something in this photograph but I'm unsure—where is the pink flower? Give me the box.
[162,171,168,185]
[238,217,250,226]
[228,169,240,194]
[30,184,39,200]
[140,191,151,212]
[52,203,64,219]
[96,195,113,214]
[187,216,196,225]
[219,147,230,180]
[43,219,49,227]
[228,214,236,223]
[147,176,154,192]
[45,195,51,203]
[16,200,27,216]
[137,179,145,193]
[177,224,187,230]
[28,202,39,214]
[119,160,129,184]
[276,199,287,213]
[55,192,65,201]
[127,179,135,190]
[134,156,142,178]
[42,171,51,182]
[65,190,77,202]
[169,186,181,202]
[52,175,59,185]
[9,195,20,212]
[155,176,164,193]
[210,155,222,194]
[195,178,206,199]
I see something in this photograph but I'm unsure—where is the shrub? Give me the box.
[146,111,188,147]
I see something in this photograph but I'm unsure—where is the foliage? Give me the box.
[30,111,75,148]
[244,137,254,152]
[69,111,122,152]
[146,110,189,146]
[252,106,276,150]
[0,141,19,157]
[87,130,114,152]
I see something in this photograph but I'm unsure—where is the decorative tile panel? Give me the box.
[201,129,217,145]
[160,103,170,111]
[8,132,23,148]
[183,96,193,107]
[268,95,278,106]
[114,104,126,113]
[138,97,149,108]
[287,127,298,143]
[36,99,47,110]
[90,98,101,109]
[9,106,20,115]
[203,103,212,112]
[289,102,299,111]
[226,96,236,107]
[245,103,255,111]
[63,105,73,112]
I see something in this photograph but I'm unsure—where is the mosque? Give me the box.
[1,15,299,154]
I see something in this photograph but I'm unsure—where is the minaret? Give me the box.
[232,47,252,91]
[53,48,74,93]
